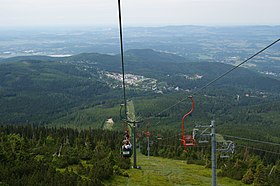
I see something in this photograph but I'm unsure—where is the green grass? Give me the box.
[50,105,120,129]
[104,152,246,186]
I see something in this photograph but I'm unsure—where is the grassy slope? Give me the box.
[105,152,246,186]
[50,105,121,129]
[49,93,280,144]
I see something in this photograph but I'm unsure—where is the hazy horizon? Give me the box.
[1,0,280,28]
[1,24,280,31]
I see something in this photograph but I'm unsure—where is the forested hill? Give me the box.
[0,49,280,126]
[2,49,280,92]
[1,49,280,185]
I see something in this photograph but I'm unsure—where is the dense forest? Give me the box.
[0,125,130,185]
[1,124,279,185]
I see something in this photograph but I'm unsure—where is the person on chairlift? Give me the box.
[123,140,132,150]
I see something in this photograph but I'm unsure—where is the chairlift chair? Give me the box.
[122,141,133,158]
[181,96,196,152]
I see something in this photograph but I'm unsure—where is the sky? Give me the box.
[0,0,280,27]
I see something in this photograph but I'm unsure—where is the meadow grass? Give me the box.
[105,151,246,186]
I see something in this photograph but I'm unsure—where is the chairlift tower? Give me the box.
[195,120,235,186]
[195,121,216,186]
[146,131,150,159]
[118,0,142,169]
[211,120,217,186]
[121,100,142,169]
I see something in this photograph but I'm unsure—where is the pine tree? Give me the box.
[269,161,280,186]
[254,163,269,186]
[242,168,254,184]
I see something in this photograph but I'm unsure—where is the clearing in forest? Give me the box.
[105,152,245,186]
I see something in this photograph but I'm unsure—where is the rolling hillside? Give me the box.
[0,49,279,126]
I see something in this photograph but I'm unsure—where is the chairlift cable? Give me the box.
[237,144,280,155]
[143,39,280,144]
[118,0,127,118]
[222,134,280,147]
[159,130,280,150]
[157,133,181,141]
[156,39,280,116]
[116,0,280,158]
